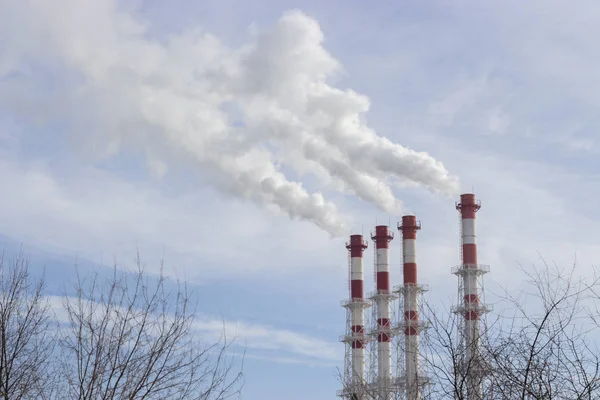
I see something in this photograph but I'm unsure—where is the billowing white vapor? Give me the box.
[0,1,459,236]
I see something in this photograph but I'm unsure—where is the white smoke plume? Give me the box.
[0,0,459,236]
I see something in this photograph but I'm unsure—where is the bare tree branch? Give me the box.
[56,256,243,400]
[0,250,55,400]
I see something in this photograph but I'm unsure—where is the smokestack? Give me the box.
[453,193,489,400]
[398,216,425,400]
[371,226,394,399]
[340,235,370,399]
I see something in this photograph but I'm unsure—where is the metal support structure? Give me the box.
[368,290,399,398]
[393,284,431,399]
[340,298,373,399]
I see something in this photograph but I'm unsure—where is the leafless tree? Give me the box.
[484,261,600,399]
[334,367,378,400]
[420,300,499,400]
[0,251,55,400]
[0,249,243,400]
[422,260,600,400]
[56,257,243,400]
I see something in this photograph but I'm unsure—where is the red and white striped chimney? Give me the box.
[456,193,484,400]
[399,215,421,400]
[347,234,368,390]
[372,225,394,398]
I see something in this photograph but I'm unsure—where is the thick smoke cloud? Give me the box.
[0,0,459,236]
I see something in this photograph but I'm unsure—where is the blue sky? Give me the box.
[2,1,600,399]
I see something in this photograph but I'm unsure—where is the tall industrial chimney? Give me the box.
[339,235,370,400]
[453,194,489,400]
[398,215,427,400]
[370,226,395,400]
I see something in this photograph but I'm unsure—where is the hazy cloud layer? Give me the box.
[0,1,458,236]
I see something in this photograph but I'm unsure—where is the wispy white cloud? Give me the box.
[194,317,340,362]
[47,294,339,366]
[0,156,349,279]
